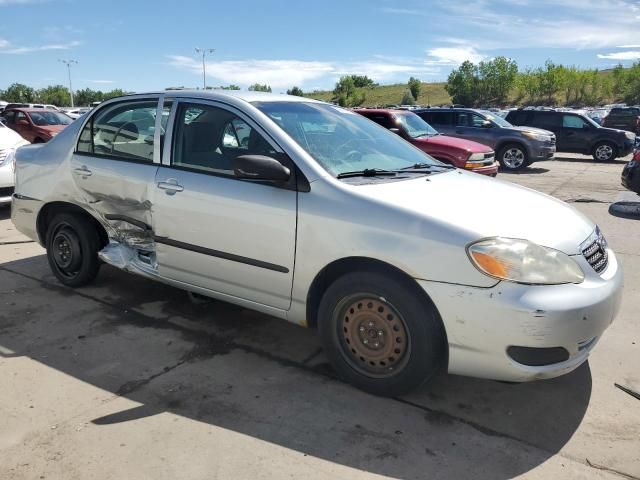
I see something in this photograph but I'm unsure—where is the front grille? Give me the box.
[0,186,13,197]
[581,228,608,274]
[484,152,495,160]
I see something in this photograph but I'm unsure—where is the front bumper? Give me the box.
[529,141,556,162]
[466,161,499,177]
[418,249,623,382]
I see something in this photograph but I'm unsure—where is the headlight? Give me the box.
[467,237,584,285]
[522,131,551,142]
[625,131,636,141]
[0,148,15,167]
[467,152,487,162]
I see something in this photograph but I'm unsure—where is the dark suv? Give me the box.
[415,108,556,171]
[602,107,640,134]
[506,109,636,162]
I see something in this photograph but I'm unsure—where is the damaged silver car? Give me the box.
[11,91,623,396]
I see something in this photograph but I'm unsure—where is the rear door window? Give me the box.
[426,111,454,126]
[367,114,395,129]
[532,112,561,129]
[77,100,159,162]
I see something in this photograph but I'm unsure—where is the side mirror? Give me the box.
[233,155,291,182]
[481,120,493,128]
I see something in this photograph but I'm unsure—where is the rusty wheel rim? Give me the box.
[338,296,410,378]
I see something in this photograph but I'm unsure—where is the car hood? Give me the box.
[354,170,594,255]
[0,126,29,149]
[35,125,66,134]
[414,134,493,153]
[506,125,554,136]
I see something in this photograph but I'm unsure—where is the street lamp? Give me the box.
[195,48,215,89]
[59,59,78,107]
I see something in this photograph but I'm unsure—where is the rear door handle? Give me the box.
[157,179,184,194]
[73,166,92,177]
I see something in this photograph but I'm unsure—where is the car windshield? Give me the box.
[479,110,513,128]
[395,112,438,138]
[581,114,601,128]
[28,111,72,126]
[253,102,441,177]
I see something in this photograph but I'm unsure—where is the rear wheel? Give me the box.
[498,143,528,171]
[318,272,446,396]
[592,142,617,162]
[46,213,101,287]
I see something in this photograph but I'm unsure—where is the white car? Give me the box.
[11,91,623,395]
[0,120,29,205]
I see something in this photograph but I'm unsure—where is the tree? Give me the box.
[248,83,272,92]
[219,84,241,90]
[445,61,478,106]
[407,77,421,101]
[37,85,71,106]
[349,75,377,88]
[3,83,36,103]
[286,86,304,96]
[477,57,518,105]
[401,89,416,105]
[332,76,366,107]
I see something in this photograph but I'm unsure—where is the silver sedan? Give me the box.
[11,90,623,395]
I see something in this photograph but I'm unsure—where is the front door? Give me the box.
[152,101,297,310]
[559,114,590,152]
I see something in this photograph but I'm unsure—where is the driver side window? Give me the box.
[562,115,586,129]
[77,100,158,162]
[172,103,277,176]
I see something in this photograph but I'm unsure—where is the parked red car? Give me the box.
[0,108,72,143]
[355,109,499,176]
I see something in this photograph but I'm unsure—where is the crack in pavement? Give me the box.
[1,264,638,479]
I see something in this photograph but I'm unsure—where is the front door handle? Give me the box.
[157,178,184,194]
[73,166,92,177]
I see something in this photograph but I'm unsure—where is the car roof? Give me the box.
[354,108,406,115]
[111,89,324,105]
[4,107,60,113]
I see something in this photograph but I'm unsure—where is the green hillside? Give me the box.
[305,81,451,107]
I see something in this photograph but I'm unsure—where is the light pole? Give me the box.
[59,59,78,107]
[195,48,215,89]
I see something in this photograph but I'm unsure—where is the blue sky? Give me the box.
[1,0,639,93]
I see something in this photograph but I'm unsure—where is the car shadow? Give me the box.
[0,205,10,220]
[0,256,592,479]
[500,167,549,175]
[553,155,630,165]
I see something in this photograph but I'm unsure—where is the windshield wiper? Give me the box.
[397,163,455,171]
[336,168,398,179]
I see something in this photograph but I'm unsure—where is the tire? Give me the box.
[318,271,446,396]
[46,213,101,287]
[592,142,618,162]
[498,143,528,171]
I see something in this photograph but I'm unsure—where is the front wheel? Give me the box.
[318,272,446,396]
[498,144,528,171]
[46,213,101,287]
[592,142,618,162]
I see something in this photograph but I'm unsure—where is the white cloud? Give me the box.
[90,79,115,84]
[0,40,81,54]
[426,46,486,65]
[597,51,640,60]
[168,55,441,89]
[617,44,640,48]
[0,38,9,48]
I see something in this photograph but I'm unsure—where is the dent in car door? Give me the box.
[152,101,297,310]
[71,98,163,240]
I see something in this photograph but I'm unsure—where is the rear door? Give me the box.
[152,100,297,310]
[14,111,33,142]
[418,111,454,135]
[71,97,167,234]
